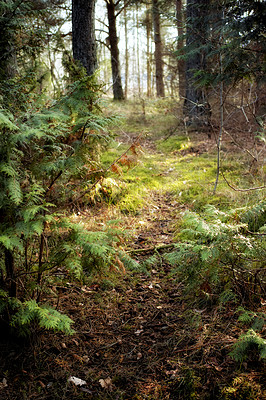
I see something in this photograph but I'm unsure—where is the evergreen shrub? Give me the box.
[0,73,136,336]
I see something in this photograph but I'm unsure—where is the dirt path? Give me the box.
[0,190,244,400]
[1,126,265,399]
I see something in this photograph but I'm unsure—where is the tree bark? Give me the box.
[136,4,141,97]
[72,0,97,76]
[183,0,211,126]
[106,0,124,100]
[4,249,16,297]
[124,5,129,99]
[176,0,185,100]
[152,0,165,97]
[0,14,17,80]
[145,5,152,97]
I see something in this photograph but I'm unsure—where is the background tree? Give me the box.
[104,0,125,100]
[72,0,98,76]
[152,0,165,97]
[183,0,211,126]
[176,0,185,100]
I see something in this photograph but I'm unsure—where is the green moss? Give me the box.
[221,375,265,400]
[156,136,190,153]
[99,99,265,216]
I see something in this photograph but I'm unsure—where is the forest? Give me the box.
[0,0,265,399]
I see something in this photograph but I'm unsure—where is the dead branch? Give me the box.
[221,170,266,192]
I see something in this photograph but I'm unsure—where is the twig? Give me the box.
[246,230,266,236]
[128,243,175,254]
[175,338,235,353]
[221,170,266,192]
[223,129,258,162]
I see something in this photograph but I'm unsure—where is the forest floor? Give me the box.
[0,99,265,399]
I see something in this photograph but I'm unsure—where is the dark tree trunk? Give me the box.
[145,5,152,97]
[124,5,129,99]
[72,0,97,76]
[152,0,165,98]
[183,0,211,126]
[5,249,16,297]
[176,0,185,100]
[0,19,17,80]
[106,0,124,100]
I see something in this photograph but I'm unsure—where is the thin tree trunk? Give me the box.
[146,4,152,97]
[106,0,124,100]
[124,5,129,99]
[183,0,210,126]
[136,4,141,97]
[72,0,97,76]
[152,0,165,97]
[176,0,185,100]
[5,249,16,297]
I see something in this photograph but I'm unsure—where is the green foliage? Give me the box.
[229,329,266,362]
[0,70,134,337]
[221,375,265,400]
[241,201,266,232]
[163,204,265,304]
[0,292,74,336]
[58,218,139,277]
[237,307,266,332]
[156,136,190,153]
[227,307,266,363]
[159,202,265,366]
[169,367,200,400]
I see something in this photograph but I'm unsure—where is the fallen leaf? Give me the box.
[0,378,7,390]
[99,377,113,390]
[68,376,87,386]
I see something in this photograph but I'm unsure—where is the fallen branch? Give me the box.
[128,243,175,254]
[221,170,266,192]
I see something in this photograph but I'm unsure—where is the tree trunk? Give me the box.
[72,0,97,76]
[0,19,17,80]
[5,249,16,297]
[106,0,124,100]
[176,0,185,100]
[136,5,141,97]
[152,0,165,97]
[145,5,152,97]
[183,0,210,126]
[124,5,129,99]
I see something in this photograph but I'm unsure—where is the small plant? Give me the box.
[164,204,265,304]
[229,329,266,362]
[221,375,265,400]
[169,367,200,399]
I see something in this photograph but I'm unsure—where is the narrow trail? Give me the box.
[1,120,265,399]
[40,191,235,399]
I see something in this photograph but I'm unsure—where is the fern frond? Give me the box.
[8,178,23,205]
[0,110,18,130]
[230,329,266,362]
[0,234,23,251]
[0,163,17,177]
[10,300,74,335]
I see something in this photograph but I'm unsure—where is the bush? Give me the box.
[0,74,135,336]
